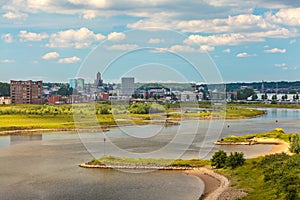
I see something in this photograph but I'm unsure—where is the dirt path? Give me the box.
[186,168,230,200]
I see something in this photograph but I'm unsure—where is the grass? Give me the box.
[220,128,292,143]
[0,104,268,132]
[219,154,300,200]
[91,155,209,167]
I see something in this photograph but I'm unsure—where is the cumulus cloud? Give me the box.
[148,38,164,44]
[169,45,196,52]
[199,45,215,52]
[42,52,60,60]
[58,56,80,64]
[1,33,13,43]
[2,11,28,19]
[46,27,105,48]
[107,32,126,41]
[264,48,286,53]
[19,30,49,42]
[82,10,96,19]
[105,44,138,51]
[184,33,263,46]
[236,52,256,57]
[0,59,16,63]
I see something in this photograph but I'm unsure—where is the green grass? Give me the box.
[220,128,292,143]
[219,154,300,200]
[0,104,268,132]
[91,155,209,167]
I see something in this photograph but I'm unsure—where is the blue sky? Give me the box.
[1,0,300,83]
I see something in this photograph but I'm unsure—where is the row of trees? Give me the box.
[210,150,245,169]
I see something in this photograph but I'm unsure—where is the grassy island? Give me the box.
[215,128,292,145]
[85,155,209,169]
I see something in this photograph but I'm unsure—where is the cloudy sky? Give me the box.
[1,0,300,83]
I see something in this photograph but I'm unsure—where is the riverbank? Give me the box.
[80,162,229,200]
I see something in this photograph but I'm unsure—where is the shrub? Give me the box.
[211,150,227,168]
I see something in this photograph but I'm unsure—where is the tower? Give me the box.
[261,80,264,93]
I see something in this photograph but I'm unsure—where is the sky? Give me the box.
[1,0,300,84]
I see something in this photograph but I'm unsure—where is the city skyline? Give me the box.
[1,1,300,83]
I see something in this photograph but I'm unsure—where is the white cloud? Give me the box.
[107,32,126,41]
[0,59,16,63]
[82,10,96,19]
[105,44,139,51]
[264,48,286,53]
[270,7,300,26]
[236,52,256,57]
[222,48,231,53]
[58,56,80,64]
[1,33,13,43]
[42,52,60,60]
[184,33,264,46]
[148,38,164,44]
[274,63,286,67]
[289,39,297,44]
[2,11,28,19]
[19,30,49,42]
[46,27,105,48]
[169,45,196,52]
[199,45,215,52]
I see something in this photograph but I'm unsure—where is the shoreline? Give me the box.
[79,162,228,200]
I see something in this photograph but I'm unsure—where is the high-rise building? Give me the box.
[69,79,77,89]
[121,77,135,96]
[10,80,43,104]
[77,78,85,92]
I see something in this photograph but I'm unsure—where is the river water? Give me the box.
[0,108,299,199]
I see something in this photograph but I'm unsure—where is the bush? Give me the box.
[289,134,300,154]
[211,150,227,168]
[226,152,245,169]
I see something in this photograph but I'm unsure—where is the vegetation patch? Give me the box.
[219,153,300,200]
[90,155,209,168]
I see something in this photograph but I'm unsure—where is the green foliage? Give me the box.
[222,153,300,200]
[220,128,291,143]
[226,152,245,169]
[237,88,255,100]
[211,150,228,168]
[289,134,300,154]
[211,150,245,169]
[0,82,10,96]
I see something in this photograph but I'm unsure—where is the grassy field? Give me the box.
[0,103,266,132]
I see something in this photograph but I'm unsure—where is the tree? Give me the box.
[225,152,245,169]
[289,134,300,154]
[252,94,258,101]
[211,150,227,168]
[237,88,255,100]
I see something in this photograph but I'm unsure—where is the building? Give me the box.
[10,80,43,104]
[121,77,135,96]
[69,79,77,89]
[95,72,103,88]
[76,78,85,92]
[0,96,11,104]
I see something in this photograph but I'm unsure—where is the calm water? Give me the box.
[0,108,299,199]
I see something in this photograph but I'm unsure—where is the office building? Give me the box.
[10,80,43,104]
[121,77,135,96]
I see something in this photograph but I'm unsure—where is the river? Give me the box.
[0,108,299,199]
